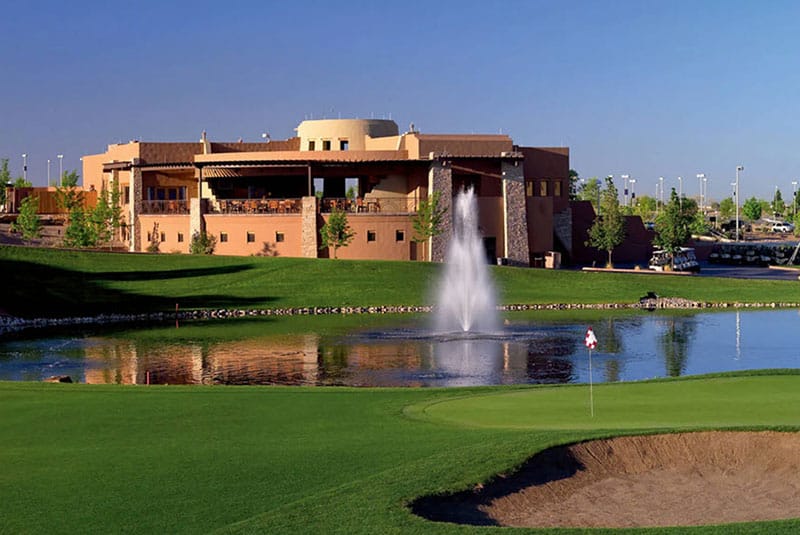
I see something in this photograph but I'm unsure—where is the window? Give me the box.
[395,230,405,242]
[177,233,184,243]
[146,232,152,241]
[247,232,255,243]
[539,180,548,197]
[339,140,349,151]
[160,232,166,242]
[308,140,316,151]
[322,140,331,151]
[554,180,562,197]
[526,181,534,197]
[367,230,376,242]
[220,232,228,243]
[275,232,285,243]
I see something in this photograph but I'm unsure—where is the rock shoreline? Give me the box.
[1,298,799,335]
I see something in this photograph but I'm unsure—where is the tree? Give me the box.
[13,176,32,188]
[61,170,80,188]
[412,190,447,261]
[742,196,762,222]
[719,197,735,221]
[320,207,355,259]
[772,189,786,219]
[586,176,625,267]
[577,177,602,213]
[190,230,216,254]
[632,194,658,223]
[0,158,10,208]
[568,169,580,200]
[653,188,693,269]
[11,195,41,241]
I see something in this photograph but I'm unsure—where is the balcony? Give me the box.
[212,198,302,214]
[141,200,189,215]
[319,197,418,214]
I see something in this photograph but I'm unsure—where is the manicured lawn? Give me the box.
[1,372,798,534]
[3,245,800,318]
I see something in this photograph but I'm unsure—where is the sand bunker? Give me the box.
[412,431,800,528]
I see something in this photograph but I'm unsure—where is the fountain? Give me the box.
[434,188,500,333]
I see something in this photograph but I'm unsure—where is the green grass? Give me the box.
[1,372,799,534]
[3,245,800,318]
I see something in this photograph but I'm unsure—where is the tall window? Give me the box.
[539,180,548,197]
[220,232,228,243]
[308,141,316,151]
[554,180,562,197]
[322,140,331,151]
[246,232,255,243]
[340,140,349,150]
[526,181,534,197]
[367,230,376,242]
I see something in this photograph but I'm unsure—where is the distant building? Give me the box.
[82,118,571,265]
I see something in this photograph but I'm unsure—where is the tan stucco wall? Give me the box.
[138,215,191,254]
[327,214,416,261]
[204,214,304,257]
[296,119,399,151]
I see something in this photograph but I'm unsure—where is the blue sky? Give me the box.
[2,0,800,201]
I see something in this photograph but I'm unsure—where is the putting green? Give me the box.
[406,375,800,430]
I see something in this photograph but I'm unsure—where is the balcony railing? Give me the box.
[320,197,418,214]
[213,198,302,214]
[141,200,189,215]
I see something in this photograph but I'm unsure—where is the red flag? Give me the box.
[585,327,597,349]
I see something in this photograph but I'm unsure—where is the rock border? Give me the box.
[2,298,799,335]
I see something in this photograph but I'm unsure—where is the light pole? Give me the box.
[735,165,743,242]
[696,173,705,213]
[57,154,64,187]
[629,178,636,208]
[621,174,629,206]
[677,176,683,208]
[47,159,51,186]
[659,176,664,210]
[22,153,27,183]
[793,181,798,220]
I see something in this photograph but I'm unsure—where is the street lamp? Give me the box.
[659,176,664,210]
[677,176,683,208]
[57,154,64,187]
[621,174,629,206]
[696,173,705,213]
[735,165,743,242]
[22,153,27,183]
[47,159,51,186]
[629,178,636,207]
[792,181,798,220]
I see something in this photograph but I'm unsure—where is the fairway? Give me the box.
[2,372,799,534]
[407,374,800,430]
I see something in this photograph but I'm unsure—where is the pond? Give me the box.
[0,309,798,386]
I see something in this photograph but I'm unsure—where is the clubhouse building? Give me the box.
[82,118,571,266]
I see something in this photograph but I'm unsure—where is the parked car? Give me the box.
[771,222,794,233]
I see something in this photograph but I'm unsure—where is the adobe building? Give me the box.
[82,118,571,265]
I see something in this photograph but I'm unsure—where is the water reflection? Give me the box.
[0,309,798,386]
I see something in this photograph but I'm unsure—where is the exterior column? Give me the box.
[190,165,205,241]
[301,195,318,258]
[501,159,530,266]
[128,159,142,252]
[428,158,452,262]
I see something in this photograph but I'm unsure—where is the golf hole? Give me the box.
[411,431,800,528]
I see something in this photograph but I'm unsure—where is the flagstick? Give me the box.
[589,347,594,417]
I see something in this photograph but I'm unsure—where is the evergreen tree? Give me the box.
[320,207,355,259]
[586,176,625,267]
[772,188,785,218]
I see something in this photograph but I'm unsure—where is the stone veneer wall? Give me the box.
[501,161,529,266]
[428,161,452,262]
[301,196,318,258]
[553,208,573,257]
[129,160,142,252]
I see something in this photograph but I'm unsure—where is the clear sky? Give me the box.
[2,0,800,201]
